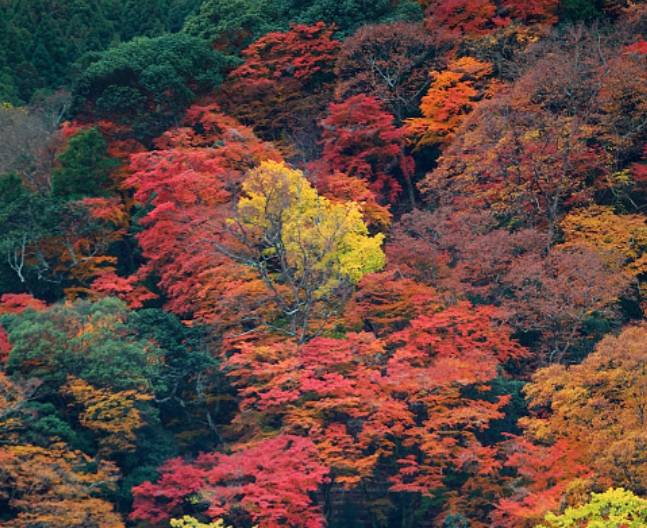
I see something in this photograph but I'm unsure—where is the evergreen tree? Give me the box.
[51,128,117,200]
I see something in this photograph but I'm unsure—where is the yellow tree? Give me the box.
[536,488,647,528]
[222,160,385,341]
[171,517,235,528]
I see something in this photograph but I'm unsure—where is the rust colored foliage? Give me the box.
[523,324,647,492]
[131,435,328,528]
[219,22,340,149]
[417,28,637,235]
[312,170,393,229]
[63,376,153,456]
[0,293,47,314]
[316,94,415,205]
[334,21,439,120]
[344,271,440,335]
[559,205,647,277]
[596,40,647,167]
[421,107,609,234]
[384,206,633,361]
[502,245,631,362]
[231,22,339,84]
[90,271,157,309]
[421,0,558,43]
[0,444,124,528]
[493,438,591,528]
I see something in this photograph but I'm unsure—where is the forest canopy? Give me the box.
[0,1,646,527]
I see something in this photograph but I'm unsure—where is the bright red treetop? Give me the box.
[0,294,47,314]
[422,0,558,41]
[131,435,328,528]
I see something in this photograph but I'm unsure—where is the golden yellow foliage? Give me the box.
[0,444,123,527]
[559,205,647,276]
[237,160,385,291]
[63,376,152,455]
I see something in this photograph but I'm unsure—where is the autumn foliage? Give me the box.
[1,3,646,528]
[316,94,415,205]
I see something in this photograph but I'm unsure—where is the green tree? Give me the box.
[52,128,118,200]
[183,0,422,53]
[72,33,235,139]
[3,298,163,392]
[0,0,204,103]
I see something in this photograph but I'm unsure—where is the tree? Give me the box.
[183,0,285,52]
[227,21,338,84]
[0,293,47,314]
[224,160,385,341]
[421,0,501,42]
[418,28,623,238]
[493,438,591,528]
[495,323,647,525]
[225,303,526,525]
[421,0,557,43]
[343,271,440,335]
[406,57,496,148]
[296,0,423,35]
[0,96,68,189]
[0,444,124,528]
[334,22,438,120]
[0,172,64,291]
[71,34,234,140]
[522,324,647,494]
[0,0,201,103]
[316,94,415,205]
[421,106,608,238]
[536,488,647,528]
[3,298,163,392]
[218,22,339,150]
[123,103,282,326]
[131,435,328,527]
[595,40,647,171]
[52,128,118,200]
[559,206,647,277]
[183,0,422,51]
[311,170,392,229]
[502,245,632,362]
[63,376,154,456]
